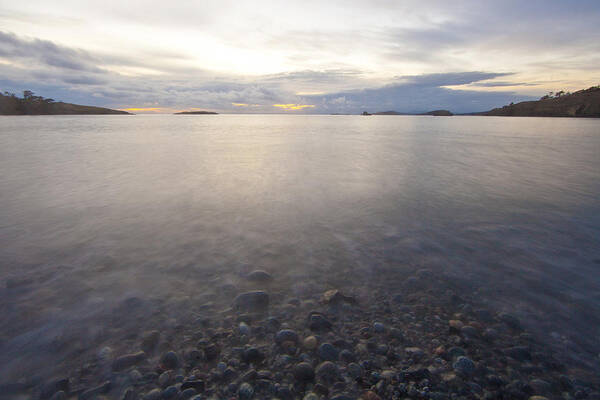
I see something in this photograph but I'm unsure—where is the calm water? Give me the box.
[1,114,599,379]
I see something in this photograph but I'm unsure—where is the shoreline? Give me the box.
[4,267,599,400]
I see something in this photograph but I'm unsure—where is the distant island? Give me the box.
[175,111,218,115]
[0,91,131,115]
[372,110,453,116]
[476,85,600,117]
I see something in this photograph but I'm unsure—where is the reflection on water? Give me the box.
[1,114,599,380]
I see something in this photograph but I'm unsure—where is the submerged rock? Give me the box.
[247,270,273,282]
[233,291,270,312]
[321,289,357,305]
[112,351,146,371]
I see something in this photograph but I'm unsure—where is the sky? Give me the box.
[0,0,599,114]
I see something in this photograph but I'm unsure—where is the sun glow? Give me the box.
[272,104,316,110]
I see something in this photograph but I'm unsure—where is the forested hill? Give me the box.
[0,91,131,115]
[478,86,600,117]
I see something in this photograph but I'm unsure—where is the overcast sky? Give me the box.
[1,0,599,113]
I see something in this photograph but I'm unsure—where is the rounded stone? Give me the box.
[247,270,273,282]
[143,389,162,400]
[239,322,251,336]
[318,343,339,361]
[160,351,180,370]
[294,362,315,382]
[347,362,363,379]
[339,349,356,363]
[373,322,385,333]
[238,382,254,400]
[453,356,475,376]
[315,361,340,383]
[303,336,318,350]
[275,329,299,345]
[161,386,179,399]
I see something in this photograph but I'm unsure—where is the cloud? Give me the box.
[0,31,104,73]
[304,72,536,114]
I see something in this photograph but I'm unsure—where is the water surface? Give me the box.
[1,114,599,379]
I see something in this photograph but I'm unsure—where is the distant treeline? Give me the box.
[0,90,130,115]
[1,90,57,114]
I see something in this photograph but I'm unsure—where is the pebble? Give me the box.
[143,389,162,400]
[247,270,273,282]
[303,335,318,349]
[180,388,197,399]
[233,291,270,312]
[405,347,425,360]
[238,382,254,399]
[275,329,299,345]
[294,362,315,382]
[347,362,363,378]
[112,351,146,371]
[161,386,179,399]
[339,349,356,363]
[318,343,339,361]
[141,330,160,353]
[373,322,385,333]
[308,312,333,331]
[239,322,251,336]
[242,346,264,364]
[453,356,475,376]
[160,351,180,370]
[315,361,340,383]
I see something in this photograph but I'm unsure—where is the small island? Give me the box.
[174,111,218,115]
[0,91,131,115]
[372,110,453,116]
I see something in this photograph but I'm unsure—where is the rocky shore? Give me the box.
[2,267,599,400]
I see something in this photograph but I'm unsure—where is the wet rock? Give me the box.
[239,322,251,336]
[318,343,339,361]
[449,320,464,332]
[405,347,425,360]
[143,389,162,400]
[162,386,179,399]
[247,270,273,282]
[308,312,333,331]
[233,291,269,312]
[340,349,356,363]
[400,367,430,381]
[275,329,299,345]
[498,312,521,329]
[303,393,319,400]
[315,361,340,383]
[141,330,160,353]
[460,325,478,337]
[121,388,136,400]
[242,347,264,364]
[529,379,551,395]
[347,362,363,379]
[80,381,111,400]
[180,388,197,399]
[40,378,70,399]
[504,346,532,361]
[238,382,254,399]
[446,346,466,360]
[303,335,318,350]
[321,289,357,305]
[49,391,66,400]
[453,356,475,376]
[294,362,315,382]
[160,351,180,370]
[112,351,146,371]
[373,322,385,333]
[181,380,205,392]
